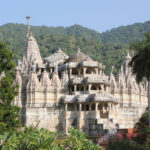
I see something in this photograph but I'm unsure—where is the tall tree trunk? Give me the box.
[148,80,150,128]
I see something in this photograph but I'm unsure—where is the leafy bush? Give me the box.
[64,127,100,150]
[106,140,149,150]
[0,127,63,150]
[134,109,150,144]
[0,127,101,150]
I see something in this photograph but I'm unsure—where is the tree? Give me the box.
[129,33,150,128]
[106,140,148,150]
[0,42,20,132]
[133,109,150,144]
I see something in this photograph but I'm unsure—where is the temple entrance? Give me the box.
[88,119,106,136]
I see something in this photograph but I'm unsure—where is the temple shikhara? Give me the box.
[14,17,148,136]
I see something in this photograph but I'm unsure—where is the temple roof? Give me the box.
[66,48,93,63]
[44,48,69,65]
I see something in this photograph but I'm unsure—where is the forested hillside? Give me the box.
[100,21,150,44]
[0,20,150,74]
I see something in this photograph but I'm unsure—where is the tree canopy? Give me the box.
[129,33,150,136]
[129,33,150,82]
[0,42,20,132]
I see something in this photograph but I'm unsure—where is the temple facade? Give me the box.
[14,18,148,136]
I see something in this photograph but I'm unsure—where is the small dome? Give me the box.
[67,48,93,63]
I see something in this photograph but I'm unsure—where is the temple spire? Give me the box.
[26,16,30,38]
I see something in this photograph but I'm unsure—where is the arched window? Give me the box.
[104,85,107,91]
[81,86,84,91]
[86,68,92,74]
[71,86,74,91]
[98,104,102,110]
[99,85,102,90]
[86,104,89,111]
[77,85,80,91]
[86,86,89,91]
[91,103,95,111]
[72,68,78,75]
[91,85,97,90]
[67,104,75,111]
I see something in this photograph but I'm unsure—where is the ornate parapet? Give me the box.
[79,61,99,67]
[70,75,110,85]
[68,62,78,68]
[71,77,84,84]
[25,102,55,108]
[94,93,118,103]
[84,76,110,84]
[62,93,118,104]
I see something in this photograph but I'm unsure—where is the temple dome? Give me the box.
[67,48,93,63]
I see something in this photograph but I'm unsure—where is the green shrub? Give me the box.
[106,140,150,150]
[64,127,100,150]
[0,126,63,150]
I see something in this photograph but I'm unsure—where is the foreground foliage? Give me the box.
[0,42,20,132]
[129,33,150,144]
[106,140,150,150]
[64,127,99,150]
[134,109,150,144]
[0,127,100,150]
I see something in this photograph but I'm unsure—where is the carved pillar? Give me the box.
[89,103,91,111]
[79,103,82,129]
[98,69,100,75]
[78,70,81,75]
[95,68,98,74]
[108,103,111,110]
[102,104,105,113]
[70,68,72,76]
[65,103,68,111]
[84,86,86,92]
[65,103,68,134]
[96,103,99,118]
[74,85,77,93]
[83,68,86,76]
[50,68,52,73]
[75,104,77,112]
[111,103,114,111]
[89,84,91,91]
[79,103,82,112]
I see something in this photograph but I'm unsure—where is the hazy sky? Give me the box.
[0,0,150,32]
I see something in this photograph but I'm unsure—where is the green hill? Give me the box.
[100,21,150,44]
[0,20,150,74]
